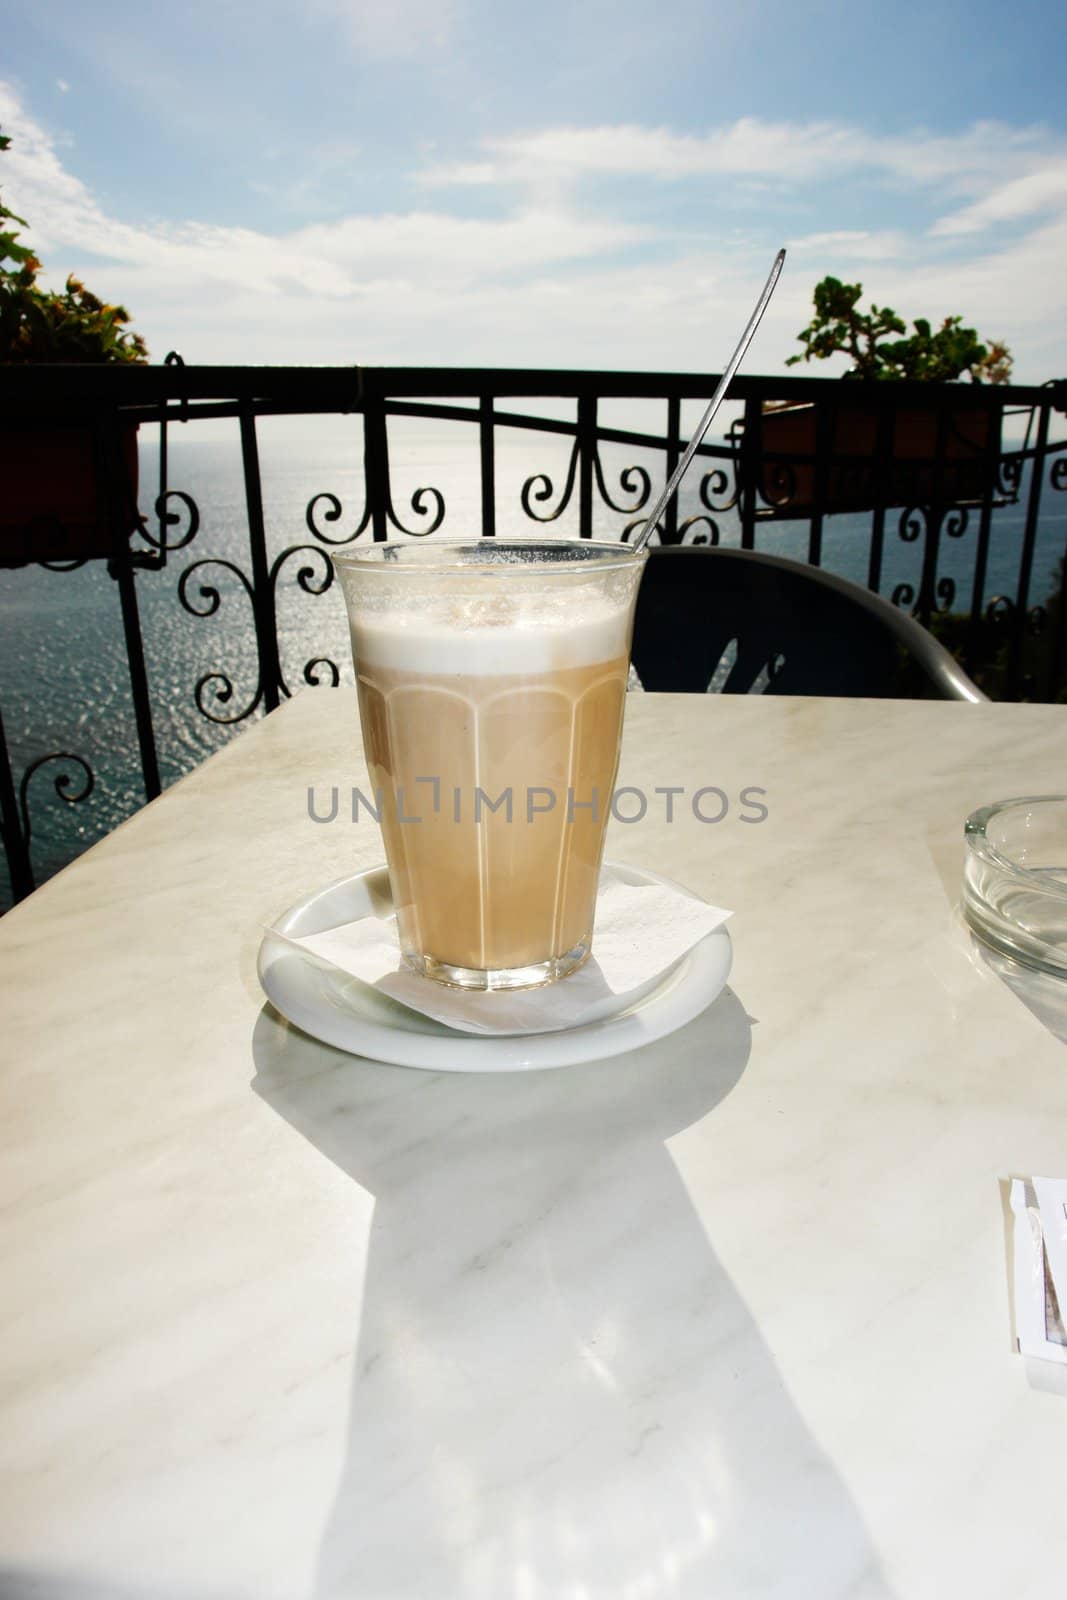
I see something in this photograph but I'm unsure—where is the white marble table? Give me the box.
[3,689,1067,1600]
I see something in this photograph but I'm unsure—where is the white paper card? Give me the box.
[1010,1178,1067,1364]
[274,866,731,1036]
[1033,1177,1067,1323]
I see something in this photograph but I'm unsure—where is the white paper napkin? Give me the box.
[272,866,731,1036]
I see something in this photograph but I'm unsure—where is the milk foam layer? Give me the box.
[351,597,632,675]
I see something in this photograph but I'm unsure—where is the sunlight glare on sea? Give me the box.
[1,406,1064,907]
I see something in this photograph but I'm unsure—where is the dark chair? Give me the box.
[631,546,986,701]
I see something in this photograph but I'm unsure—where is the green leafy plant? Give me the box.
[787,276,1011,383]
[1,128,147,364]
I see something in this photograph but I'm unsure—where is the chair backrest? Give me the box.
[630,546,985,701]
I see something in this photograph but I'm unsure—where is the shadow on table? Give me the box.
[251,989,894,1600]
[0,1569,213,1599]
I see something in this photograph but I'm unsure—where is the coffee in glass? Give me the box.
[333,540,647,990]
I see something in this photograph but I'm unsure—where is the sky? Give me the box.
[1,0,1066,380]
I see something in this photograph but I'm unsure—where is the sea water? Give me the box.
[1,411,1064,908]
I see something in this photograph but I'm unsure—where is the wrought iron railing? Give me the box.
[1,363,1065,908]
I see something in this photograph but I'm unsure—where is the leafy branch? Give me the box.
[1,127,148,364]
[786,276,1011,383]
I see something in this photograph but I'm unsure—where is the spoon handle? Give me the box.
[631,247,786,552]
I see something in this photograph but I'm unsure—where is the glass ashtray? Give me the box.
[963,796,1067,978]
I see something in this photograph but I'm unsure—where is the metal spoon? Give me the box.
[630,248,786,552]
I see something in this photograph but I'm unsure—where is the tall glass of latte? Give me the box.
[332,540,647,990]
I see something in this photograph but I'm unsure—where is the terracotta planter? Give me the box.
[0,421,140,568]
[756,401,999,516]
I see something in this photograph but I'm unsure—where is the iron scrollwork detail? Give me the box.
[304,657,340,687]
[625,460,735,542]
[698,460,741,515]
[984,594,1014,626]
[306,482,445,544]
[390,484,445,537]
[897,506,925,544]
[678,517,721,545]
[306,492,371,546]
[18,752,95,847]
[270,543,334,601]
[935,577,957,613]
[593,454,652,517]
[522,440,579,524]
[138,490,201,555]
[38,555,91,574]
[997,453,1024,501]
[178,559,264,725]
[269,544,340,694]
[619,511,722,545]
[891,506,924,611]
[1027,603,1049,637]
[621,516,658,544]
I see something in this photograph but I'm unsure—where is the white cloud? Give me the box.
[0,81,651,306]
[2,80,1065,380]
[418,118,1060,194]
[931,163,1067,236]
[309,0,464,59]
[786,229,909,261]
[420,120,866,186]
[56,78,69,94]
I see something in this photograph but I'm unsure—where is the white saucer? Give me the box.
[257,861,733,1072]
